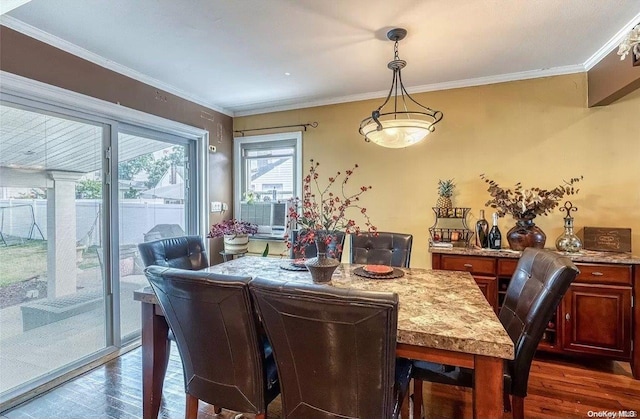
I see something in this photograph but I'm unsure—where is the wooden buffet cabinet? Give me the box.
[430,247,640,379]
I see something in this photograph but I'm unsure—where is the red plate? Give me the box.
[363,264,393,274]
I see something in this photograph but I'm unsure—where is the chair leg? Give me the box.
[413,379,423,419]
[512,395,524,419]
[185,394,199,419]
[503,392,512,412]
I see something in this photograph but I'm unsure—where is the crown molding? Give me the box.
[4,9,638,118]
[234,64,585,116]
[0,15,234,117]
[584,11,640,70]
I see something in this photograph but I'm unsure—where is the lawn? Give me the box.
[0,240,48,287]
[0,241,100,287]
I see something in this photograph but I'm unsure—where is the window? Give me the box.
[234,132,302,237]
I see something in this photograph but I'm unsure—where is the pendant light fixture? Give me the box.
[359,28,443,148]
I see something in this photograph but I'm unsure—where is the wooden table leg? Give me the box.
[142,302,170,419]
[401,388,409,419]
[473,355,503,419]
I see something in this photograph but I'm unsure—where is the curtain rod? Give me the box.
[233,122,318,136]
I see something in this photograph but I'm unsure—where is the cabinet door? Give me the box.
[562,283,632,359]
[473,275,498,312]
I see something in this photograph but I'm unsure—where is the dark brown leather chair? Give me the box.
[137,235,209,382]
[138,235,208,270]
[350,232,413,268]
[411,248,579,419]
[145,266,279,419]
[249,276,412,419]
[289,230,346,261]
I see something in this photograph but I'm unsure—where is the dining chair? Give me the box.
[289,229,346,261]
[137,235,210,385]
[411,248,579,419]
[137,235,209,270]
[145,266,279,419]
[249,276,412,419]
[350,232,413,268]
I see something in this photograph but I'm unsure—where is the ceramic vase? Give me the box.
[223,234,249,253]
[506,218,546,251]
[304,237,339,283]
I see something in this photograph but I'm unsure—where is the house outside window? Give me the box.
[234,132,302,237]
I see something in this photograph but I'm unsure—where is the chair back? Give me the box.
[499,248,579,397]
[144,266,269,413]
[250,277,399,419]
[138,235,208,270]
[350,232,413,268]
[289,230,346,261]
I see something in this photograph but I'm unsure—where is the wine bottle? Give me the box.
[488,212,502,250]
[475,210,489,248]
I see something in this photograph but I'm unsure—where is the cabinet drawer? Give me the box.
[441,256,496,275]
[498,259,518,276]
[574,264,631,285]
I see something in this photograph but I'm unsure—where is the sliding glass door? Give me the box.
[0,93,204,406]
[0,102,109,396]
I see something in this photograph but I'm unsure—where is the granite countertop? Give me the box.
[430,246,640,264]
[198,256,515,360]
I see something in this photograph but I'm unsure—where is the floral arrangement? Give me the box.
[480,174,583,220]
[618,23,640,61]
[208,219,258,238]
[285,159,377,256]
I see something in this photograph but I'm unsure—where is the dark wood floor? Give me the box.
[3,343,639,419]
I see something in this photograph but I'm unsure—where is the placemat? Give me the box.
[352,266,405,279]
[280,262,308,271]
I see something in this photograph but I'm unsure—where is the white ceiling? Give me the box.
[3,0,640,116]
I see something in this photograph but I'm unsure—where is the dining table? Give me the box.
[134,256,515,419]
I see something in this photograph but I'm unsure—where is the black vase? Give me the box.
[506,218,546,251]
[304,237,339,283]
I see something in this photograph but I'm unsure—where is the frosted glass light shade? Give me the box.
[360,119,433,148]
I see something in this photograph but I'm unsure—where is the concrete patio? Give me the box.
[0,269,147,394]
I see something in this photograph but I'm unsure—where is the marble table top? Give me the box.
[181,256,515,360]
[430,246,640,264]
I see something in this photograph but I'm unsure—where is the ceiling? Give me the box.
[0,104,169,173]
[3,0,640,116]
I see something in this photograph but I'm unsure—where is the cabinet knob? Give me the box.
[591,271,604,276]
[565,313,571,321]
[463,263,473,268]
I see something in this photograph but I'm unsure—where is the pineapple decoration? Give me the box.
[436,179,455,216]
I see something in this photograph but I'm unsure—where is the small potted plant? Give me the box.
[208,219,258,254]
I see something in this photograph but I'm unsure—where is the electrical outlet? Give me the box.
[210,201,223,212]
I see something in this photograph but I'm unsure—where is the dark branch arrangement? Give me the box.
[480,174,583,220]
[286,159,378,256]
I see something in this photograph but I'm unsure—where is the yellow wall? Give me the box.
[235,73,640,268]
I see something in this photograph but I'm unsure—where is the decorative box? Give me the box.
[578,227,632,253]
